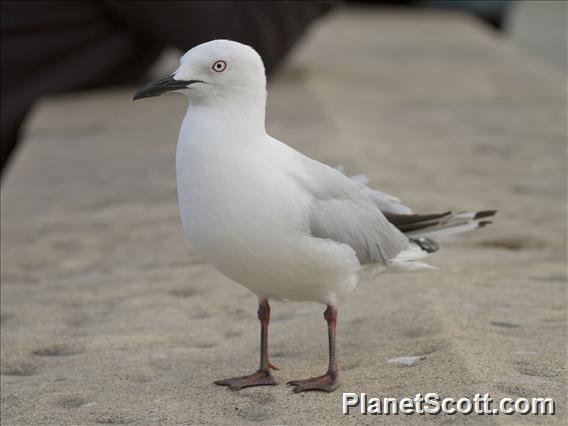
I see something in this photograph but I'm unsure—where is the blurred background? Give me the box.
[1,0,566,177]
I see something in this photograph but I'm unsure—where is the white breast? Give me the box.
[175,109,360,304]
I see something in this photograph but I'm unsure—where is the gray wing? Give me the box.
[294,158,410,265]
[335,166,412,215]
[349,174,412,215]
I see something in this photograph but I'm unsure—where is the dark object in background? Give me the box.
[352,0,510,30]
[0,1,332,175]
[415,0,510,30]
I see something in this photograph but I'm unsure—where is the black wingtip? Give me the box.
[478,220,493,228]
[475,210,498,219]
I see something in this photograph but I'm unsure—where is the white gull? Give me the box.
[134,39,496,393]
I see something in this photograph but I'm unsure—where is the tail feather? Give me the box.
[386,210,497,240]
[371,210,497,275]
[407,220,480,239]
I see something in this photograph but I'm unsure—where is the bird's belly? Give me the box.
[175,132,361,304]
[177,175,360,304]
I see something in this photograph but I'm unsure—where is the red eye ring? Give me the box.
[212,60,227,73]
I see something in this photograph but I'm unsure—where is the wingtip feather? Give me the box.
[474,210,498,219]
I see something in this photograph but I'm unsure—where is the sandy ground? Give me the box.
[1,9,566,425]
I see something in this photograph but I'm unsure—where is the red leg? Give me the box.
[214,299,278,390]
[288,305,339,393]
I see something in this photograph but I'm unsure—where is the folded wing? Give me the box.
[294,158,410,265]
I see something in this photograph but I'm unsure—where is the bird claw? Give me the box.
[287,372,338,393]
[214,369,276,390]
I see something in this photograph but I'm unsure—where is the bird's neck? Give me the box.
[183,98,267,142]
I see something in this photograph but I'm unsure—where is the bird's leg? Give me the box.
[214,299,277,390]
[288,304,339,393]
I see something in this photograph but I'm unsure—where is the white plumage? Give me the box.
[169,40,494,305]
[134,39,495,392]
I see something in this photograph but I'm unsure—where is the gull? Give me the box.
[133,40,496,393]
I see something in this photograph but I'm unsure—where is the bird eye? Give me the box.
[212,60,227,73]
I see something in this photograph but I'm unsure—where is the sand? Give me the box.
[1,9,566,425]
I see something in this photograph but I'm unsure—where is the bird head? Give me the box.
[133,40,267,107]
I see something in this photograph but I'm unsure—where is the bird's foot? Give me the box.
[287,371,338,393]
[214,369,276,391]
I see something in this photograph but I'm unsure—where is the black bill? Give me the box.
[133,76,200,100]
